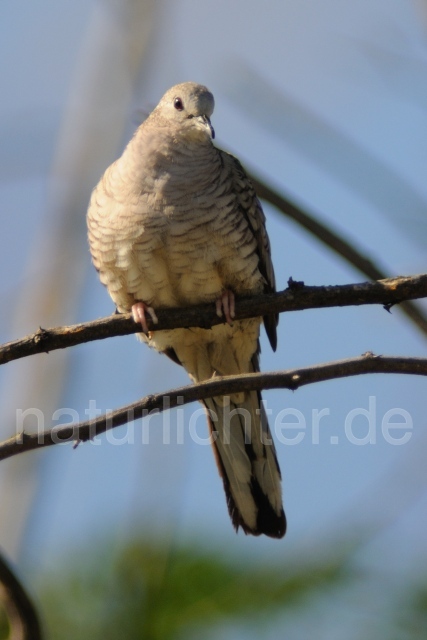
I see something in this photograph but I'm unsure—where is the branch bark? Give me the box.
[0,551,43,640]
[1,274,426,366]
[251,175,427,336]
[1,354,426,462]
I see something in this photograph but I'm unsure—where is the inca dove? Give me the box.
[87,82,286,538]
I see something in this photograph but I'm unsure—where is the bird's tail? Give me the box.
[203,356,286,538]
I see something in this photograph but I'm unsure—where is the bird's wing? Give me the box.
[220,151,278,351]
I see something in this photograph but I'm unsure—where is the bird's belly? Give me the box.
[132,215,223,307]
[167,242,224,304]
[129,248,220,311]
[126,199,263,312]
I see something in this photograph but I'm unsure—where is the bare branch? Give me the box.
[251,174,427,336]
[1,354,426,462]
[0,551,43,640]
[1,274,426,366]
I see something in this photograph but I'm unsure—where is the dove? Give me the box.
[87,82,286,538]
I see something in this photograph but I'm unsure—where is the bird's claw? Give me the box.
[216,290,235,326]
[132,302,158,333]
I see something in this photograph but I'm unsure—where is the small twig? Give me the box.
[0,354,426,462]
[0,550,43,640]
[1,274,426,366]
[251,175,427,337]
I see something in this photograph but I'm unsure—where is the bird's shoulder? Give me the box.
[218,149,275,290]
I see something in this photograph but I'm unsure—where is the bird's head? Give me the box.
[154,82,215,141]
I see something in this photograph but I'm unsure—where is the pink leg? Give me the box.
[215,290,235,325]
[132,301,158,334]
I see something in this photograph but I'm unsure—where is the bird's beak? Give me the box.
[200,114,215,139]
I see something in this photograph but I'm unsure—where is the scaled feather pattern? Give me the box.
[87,82,286,538]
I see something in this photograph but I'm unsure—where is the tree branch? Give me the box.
[1,274,426,366]
[1,354,426,462]
[251,174,427,337]
[0,550,43,640]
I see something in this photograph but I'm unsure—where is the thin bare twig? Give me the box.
[0,550,43,640]
[251,175,427,336]
[0,354,426,462]
[1,274,426,366]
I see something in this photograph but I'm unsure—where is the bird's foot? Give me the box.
[132,302,158,334]
[215,290,235,326]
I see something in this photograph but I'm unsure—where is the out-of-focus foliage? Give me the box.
[0,609,7,639]
[395,584,427,640]
[37,537,352,640]
[2,537,427,639]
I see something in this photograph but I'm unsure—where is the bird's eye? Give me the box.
[173,97,184,111]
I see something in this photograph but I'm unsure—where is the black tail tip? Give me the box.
[227,478,287,539]
[232,507,287,539]
[256,508,287,539]
[246,478,287,539]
